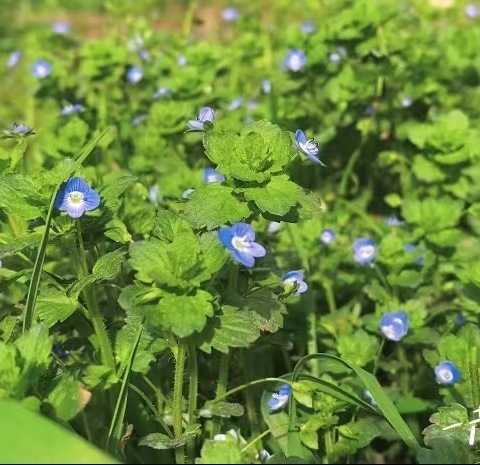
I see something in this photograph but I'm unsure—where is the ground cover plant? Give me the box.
[2,0,480,463]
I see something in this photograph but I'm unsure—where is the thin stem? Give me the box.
[75,220,115,369]
[339,146,362,197]
[372,263,392,295]
[211,352,230,437]
[469,346,480,410]
[173,343,187,465]
[323,281,337,314]
[186,343,198,464]
[323,430,334,464]
[243,351,262,450]
[240,427,274,454]
[372,338,385,378]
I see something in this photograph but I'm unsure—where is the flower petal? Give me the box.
[231,223,255,241]
[66,177,90,194]
[199,107,215,123]
[295,129,307,145]
[231,249,255,267]
[83,189,100,211]
[247,242,266,258]
[65,201,86,218]
[218,226,234,250]
[187,120,204,131]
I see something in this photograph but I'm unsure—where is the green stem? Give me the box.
[469,346,480,409]
[173,343,187,465]
[75,220,115,369]
[372,338,385,378]
[243,351,262,449]
[211,352,230,437]
[339,146,362,197]
[323,281,337,314]
[241,427,274,454]
[323,430,334,464]
[306,290,319,378]
[186,343,198,464]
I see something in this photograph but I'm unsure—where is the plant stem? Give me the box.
[469,346,480,409]
[372,338,385,378]
[186,343,198,464]
[211,352,230,437]
[243,351,262,449]
[323,430,334,464]
[323,281,337,314]
[75,220,115,369]
[339,146,362,197]
[173,343,187,464]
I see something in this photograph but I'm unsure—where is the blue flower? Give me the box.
[55,177,100,218]
[6,50,21,69]
[267,221,281,234]
[3,123,34,138]
[283,270,308,296]
[218,223,266,268]
[138,50,150,61]
[465,4,480,18]
[295,129,324,165]
[379,311,409,341]
[329,46,347,63]
[131,113,149,126]
[127,34,144,51]
[300,21,316,33]
[435,361,461,384]
[31,59,52,79]
[204,167,225,184]
[153,87,172,99]
[187,107,215,131]
[267,384,291,411]
[52,21,70,34]
[222,7,240,21]
[60,103,84,116]
[258,450,272,463]
[320,228,336,245]
[181,188,195,199]
[177,55,188,67]
[401,96,413,108]
[404,244,424,266]
[352,238,377,265]
[126,66,143,83]
[283,48,307,72]
[456,311,467,326]
[261,79,271,94]
[149,185,160,205]
[52,342,71,359]
[248,100,258,110]
[228,96,244,111]
[386,215,404,227]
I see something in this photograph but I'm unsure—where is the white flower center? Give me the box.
[232,236,249,251]
[290,55,302,70]
[439,369,452,381]
[360,245,375,259]
[300,139,318,156]
[382,325,396,340]
[68,191,84,205]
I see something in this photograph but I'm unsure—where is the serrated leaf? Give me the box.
[0,175,43,219]
[36,288,78,327]
[243,175,300,216]
[337,330,379,368]
[184,184,250,230]
[205,401,245,418]
[100,176,138,211]
[196,439,243,464]
[153,290,214,338]
[140,424,201,450]
[47,377,84,421]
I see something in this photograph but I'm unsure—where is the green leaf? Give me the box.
[36,288,78,327]
[196,439,243,464]
[412,156,446,183]
[83,365,119,389]
[0,174,43,219]
[153,209,194,242]
[153,290,214,338]
[0,400,119,463]
[199,305,261,354]
[240,289,287,333]
[388,270,423,288]
[183,184,250,230]
[100,176,138,211]
[47,377,84,421]
[0,343,20,398]
[204,401,245,418]
[243,175,300,216]
[139,424,201,450]
[337,330,379,368]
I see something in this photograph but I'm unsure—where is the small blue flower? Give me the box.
[6,50,21,69]
[258,450,272,464]
[364,105,375,116]
[52,342,70,359]
[283,270,308,296]
[55,177,100,218]
[131,113,149,126]
[261,79,271,94]
[126,65,143,83]
[248,100,258,110]
[31,59,52,79]
[320,228,336,245]
[138,50,150,61]
[435,361,461,384]
[283,48,307,72]
[330,46,347,63]
[267,384,291,411]
[404,244,424,266]
[228,96,244,111]
[52,21,70,34]
[300,21,316,33]
[60,103,84,116]
[127,34,144,51]
[402,96,413,108]
[295,129,324,165]
[465,4,480,18]
[456,311,467,326]
[352,238,377,265]
[204,167,225,184]
[379,311,409,341]
[177,55,188,67]
[218,223,266,268]
[267,221,281,234]
[222,7,240,22]
[187,107,215,131]
[213,429,238,442]
[153,87,172,99]
[386,215,404,227]
[149,185,160,205]
[3,123,34,138]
